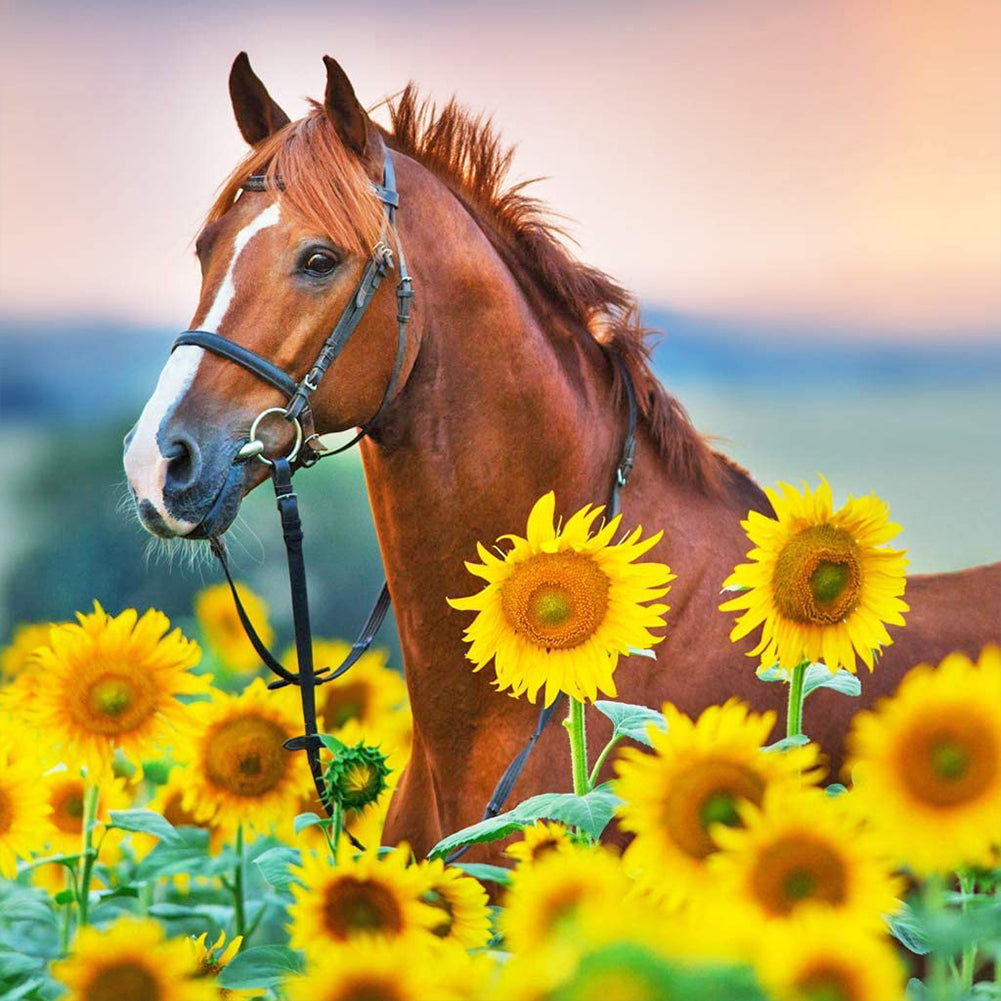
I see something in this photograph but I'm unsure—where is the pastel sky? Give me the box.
[1,0,998,340]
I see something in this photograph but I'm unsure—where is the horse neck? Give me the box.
[358,162,622,743]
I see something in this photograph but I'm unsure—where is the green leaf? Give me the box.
[429,783,622,859]
[889,907,931,955]
[318,733,346,753]
[52,889,75,906]
[217,945,304,990]
[254,846,302,891]
[802,664,862,698]
[133,828,211,882]
[0,949,44,979]
[756,664,787,682]
[0,976,48,1001]
[626,647,657,660]
[593,701,667,747]
[454,863,513,887]
[93,886,139,904]
[107,809,177,841]
[293,812,326,834]
[763,733,811,752]
[825,783,848,797]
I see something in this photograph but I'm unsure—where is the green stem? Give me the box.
[926,875,948,1001]
[959,869,977,991]
[588,736,621,789]
[566,698,590,797]
[330,801,343,865]
[75,783,100,926]
[786,659,808,739]
[59,870,73,956]
[233,825,247,946]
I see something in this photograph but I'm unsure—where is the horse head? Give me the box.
[124,53,416,538]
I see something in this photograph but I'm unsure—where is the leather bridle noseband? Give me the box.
[168,139,638,854]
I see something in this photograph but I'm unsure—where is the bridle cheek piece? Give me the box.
[167,139,636,855]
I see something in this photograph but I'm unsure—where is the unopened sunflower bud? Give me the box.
[324,742,390,810]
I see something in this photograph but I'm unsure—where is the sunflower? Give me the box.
[0,727,55,877]
[187,931,255,1000]
[284,937,479,1001]
[614,699,822,905]
[847,645,1001,874]
[505,820,575,867]
[42,769,131,855]
[709,785,903,929]
[51,915,216,1001]
[416,858,492,948]
[1,621,56,682]
[720,477,908,673]
[755,912,905,1001]
[288,846,436,956]
[25,603,209,775]
[449,491,674,706]
[499,846,634,960]
[195,581,273,674]
[176,678,311,841]
[283,640,410,748]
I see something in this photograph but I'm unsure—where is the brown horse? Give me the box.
[123,53,1000,859]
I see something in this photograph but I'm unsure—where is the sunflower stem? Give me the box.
[925,874,948,1000]
[330,801,343,865]
[958,869,977,991]
[59,870,74,955]
[566,698,591,799]
[588,736,621,789]
[233,824,247,947]
[75,782,100,926]
[786,659,808,739]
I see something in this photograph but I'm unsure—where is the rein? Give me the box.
[170,140,638,852]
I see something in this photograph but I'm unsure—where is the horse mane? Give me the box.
[386,85,724,492]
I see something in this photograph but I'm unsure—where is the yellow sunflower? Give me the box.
[755,912,905,1001]
[187,931,255,1000]
[720,476,908,673]
[709,785,903,930]
[25,603,209,775]
[505,820,575,866]
[449,491,674,706]
[614,699,822,905]
[0,729,55,877]
[499,846,634,960]
[1,621,57,682]
[195,581,273,673]
[288,846,436,956]
[42,769,131,855]
[416,858,492,948]
[176,678,311,841]
[51,915,216,1001]
[847,645,1001,874]
[284,936,480,1001]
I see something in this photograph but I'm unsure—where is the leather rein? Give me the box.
[169,140,638,853]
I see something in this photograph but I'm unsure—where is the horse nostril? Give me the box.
[163,434,202,493]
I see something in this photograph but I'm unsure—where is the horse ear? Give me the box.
[322,55,369,157]
[229,52,290,145]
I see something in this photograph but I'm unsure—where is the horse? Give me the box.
[123,53,1001,860]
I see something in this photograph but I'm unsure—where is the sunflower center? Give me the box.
[898,718,999,808]
[0,788,10,836]
[773,525,862,624]
[324,681,369,729]
[501,552,610,650]
[161,790,205,829]
[52,785,86,834]
[204,714,289,798]
[424,889,455,938]
[85,961,161,1001]
[663,759,766,860]
[76,671,153,736]
[322,877,404,939]
[538,884,586,937]
[796,963,861,1001]
[530,837,562,863]
[751,835,847,916]
[336,978,405,1001]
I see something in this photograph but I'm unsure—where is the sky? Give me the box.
[1,0,999,341]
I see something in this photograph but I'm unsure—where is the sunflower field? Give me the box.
[0,478,999,1001]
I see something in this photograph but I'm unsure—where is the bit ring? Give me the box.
[242,407,303,466]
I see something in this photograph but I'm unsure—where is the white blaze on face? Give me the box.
[124,202,281,534]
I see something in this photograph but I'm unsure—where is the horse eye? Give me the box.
[303,251,338,276]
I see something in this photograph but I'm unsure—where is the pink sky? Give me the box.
[1,0,998,339]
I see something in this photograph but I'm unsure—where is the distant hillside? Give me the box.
[1,312,998,423]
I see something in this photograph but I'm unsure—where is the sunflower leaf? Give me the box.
[217,945,304,990]
[454,863,513,886]
[626,647,658,660]
[293,812,328,834]
[593,701,667,747]
[755,664,788,682]
[802,664,861,698]
[107,809,178,841]
[763,733,811,752]
[132,828,212,882]
[428,784,623,859]
[253,846,302,891]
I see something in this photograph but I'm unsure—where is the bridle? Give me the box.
[168,138,637,853]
